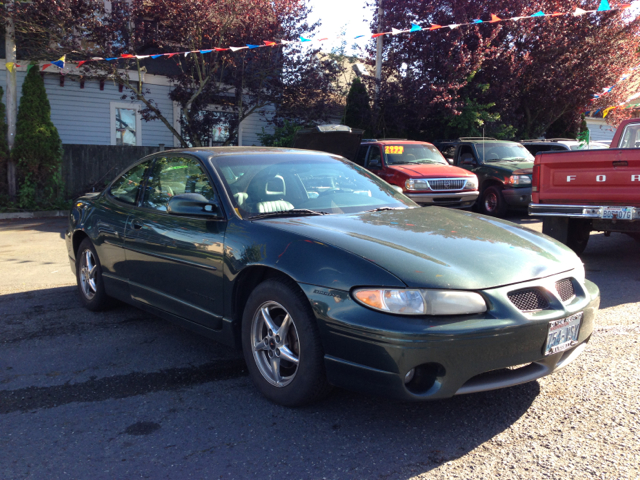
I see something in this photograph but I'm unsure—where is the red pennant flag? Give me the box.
[619,3,631,8]
[167,53,178,58]
[490,14,502,22]
[120,54,135,58]
[429,24,443,30]
[76,61,87,68]
[263,41,276,46]
[318,38,328,41]
[551,11,564,16]
[372,32,389,38]
[214,48,229,51]
[41,63,52,70]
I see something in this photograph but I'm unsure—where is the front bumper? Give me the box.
[406,190,479,208]
[502,186,532,207]
[300,273,599,401]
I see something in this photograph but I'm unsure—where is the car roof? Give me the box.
[144,146,340,160]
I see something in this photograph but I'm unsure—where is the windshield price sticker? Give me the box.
[602,206,635,220]
[545,312,583,356]
[385,146,404,155]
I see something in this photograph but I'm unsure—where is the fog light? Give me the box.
[404,369,415,384]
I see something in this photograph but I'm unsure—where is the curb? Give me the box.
[0,210,67,220]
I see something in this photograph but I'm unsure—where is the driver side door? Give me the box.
[124,154,227,329]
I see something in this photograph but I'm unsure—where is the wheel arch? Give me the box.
[72,230,90,259]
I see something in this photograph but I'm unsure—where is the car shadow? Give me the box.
[0,217,68,240]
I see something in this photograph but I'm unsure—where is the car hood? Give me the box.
[262,208,579,290]
[387,164,473,178]
[483,161,533,174]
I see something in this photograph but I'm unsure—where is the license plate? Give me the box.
[545,312,583,355]
[602,206,634,220]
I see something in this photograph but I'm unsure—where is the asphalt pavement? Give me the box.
[0,214,638,479]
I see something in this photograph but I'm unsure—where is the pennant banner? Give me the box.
[37,2,630,72]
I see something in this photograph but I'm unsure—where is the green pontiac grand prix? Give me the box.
[65,147,599,406]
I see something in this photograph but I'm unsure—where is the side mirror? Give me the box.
[167,193,221,217]
[368,159,381,168]
[461,158,477,166]
[446,158,454,165]
[390,185,404,194]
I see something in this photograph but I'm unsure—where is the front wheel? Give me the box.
[76,238,111,311]
[480,185,508,217]
[566,219,591,255]
[241,278,331,407]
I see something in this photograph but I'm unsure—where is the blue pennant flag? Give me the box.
[410,23,422,32]
[246,45,261,49]
[473,19,483,23]
[354,35,365,39]
[531,11,545,17]
[200,49,213,54]
[597,0,611,11]
[105,57,118,61]
[151,54,163,59]
[299,36,311,42]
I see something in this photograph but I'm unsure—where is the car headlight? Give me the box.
[465,175,479,190]
[405,178,430,191]
[353,288,487,315]
[506,175,532,185]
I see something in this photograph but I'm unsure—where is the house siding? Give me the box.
[1,68,272,147]
[586,118,616,144]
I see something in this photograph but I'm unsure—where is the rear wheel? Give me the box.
[566,219,591,255]
[481,185,508,217]
[242,278,331,407]
[76,238,111,311]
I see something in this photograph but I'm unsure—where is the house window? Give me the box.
[110,102,142,146]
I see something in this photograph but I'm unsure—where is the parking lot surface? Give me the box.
[1,214,639,479]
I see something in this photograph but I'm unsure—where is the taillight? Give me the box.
[532,163,541,193]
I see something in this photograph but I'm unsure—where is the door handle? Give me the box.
[132,221,143,230]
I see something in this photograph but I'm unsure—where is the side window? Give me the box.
[109,161,150,205]
[619,124,640,148]
[440,145,456,160]
[355,146,368,166]
[366,146,382,168]
[459,145,476,165]
[143,156,216,212]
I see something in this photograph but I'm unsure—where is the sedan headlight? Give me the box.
[506,175,532,186]
[405,178,430,191]
[464,175,479,190]
[353,288,487,315]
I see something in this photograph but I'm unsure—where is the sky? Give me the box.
[305,0,375,53]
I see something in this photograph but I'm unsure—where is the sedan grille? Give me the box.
[507,288,549,312]
[555,278,575,303]
[427,179,466,191]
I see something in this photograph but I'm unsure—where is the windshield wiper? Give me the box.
[247,209,329,220]
[363,207,408,213]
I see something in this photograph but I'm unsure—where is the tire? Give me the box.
[480,185,508,217]
[241,278,331,407]
[566,219,591,255]
[76,238,111,311]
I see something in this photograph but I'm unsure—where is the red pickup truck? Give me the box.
[529,118,640,253]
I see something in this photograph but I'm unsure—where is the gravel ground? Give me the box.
[0,216,638,479]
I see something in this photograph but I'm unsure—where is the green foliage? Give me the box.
[445,95,515,140]
[0,86,9,196]
[343,78,372,135]
[13,65,63,208]
[257,120,304,148]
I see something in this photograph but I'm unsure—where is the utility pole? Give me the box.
[374,0,383,136]
[5,0,18,200]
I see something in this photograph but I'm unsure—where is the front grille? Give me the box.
[427,179,466,191]
[508,288,549,312]
[555,278,575,302]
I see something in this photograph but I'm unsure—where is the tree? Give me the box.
[343,77,372,134]
[13,65,63,208]
[11,0,340,147]
[366,0,640,140]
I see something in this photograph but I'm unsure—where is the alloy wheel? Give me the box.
[251,301,300,387]
[79,249,97,300]
[484,191,498,212]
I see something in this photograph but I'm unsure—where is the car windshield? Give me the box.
[477,143,535,162]
[213,153,416,218]
[384,144,449,166]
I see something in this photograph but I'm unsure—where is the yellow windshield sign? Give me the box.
[384,146,404,155]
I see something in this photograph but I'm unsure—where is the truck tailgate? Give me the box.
[532,148,640,205]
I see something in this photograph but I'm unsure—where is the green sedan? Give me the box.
[65,147,599,406]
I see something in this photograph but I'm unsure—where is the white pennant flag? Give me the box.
[229,46,248,52]
[391,28,403,35]
[573,8,587,16]
[511,16,523,21]
[448,24,460,29]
